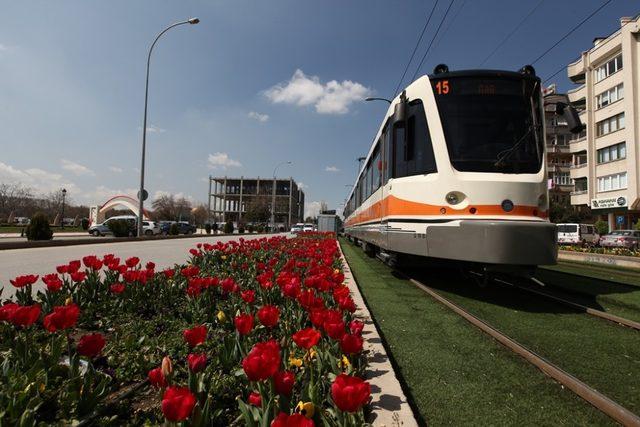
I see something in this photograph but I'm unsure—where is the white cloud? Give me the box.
[207,152,242,169]
[108,166,123,173]
[325,166,340,172]
[61,159,95,176]
[153,190,194,202]
[248,111,269,123]
[139,124,166,133]
[264,69,372,115]
[305,201,322,219]
[0,161,80,195]
[298,182,308,190]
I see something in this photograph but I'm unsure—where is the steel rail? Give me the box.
[407,277,640,427]
[493,276,640,331]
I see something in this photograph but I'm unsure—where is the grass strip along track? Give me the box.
[339,239,614,426]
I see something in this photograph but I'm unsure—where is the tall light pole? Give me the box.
[138,17,200,237]
[271,161,291,233]
[61,188,67,229]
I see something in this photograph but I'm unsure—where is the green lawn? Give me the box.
[545,260,640,287]
[340,239,614,426]
[0,226,84,234]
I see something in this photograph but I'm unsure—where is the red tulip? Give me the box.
[349,320,364,336]
[308,309,326,328]
[183,325,207,347]
[234,314,254,335]
[77,333,106,358]
[340,333,363,354]
[242,339,281,381]
[271,412,315,427]
[187,353,207,373]
[257,305,280,328]
[273,370,295,396]
[125,257,140,268]
[82,255,103,270]
[145,261,155,270]
[163,268,175,279]
[43,304,80,332]
[161,386,197,422]
[42,274,63,293]
[248,391,262,407]
[56,264,68,274]
[10,304,41,327]
[292,328,321,350]
[67,260,81,273]
[70,271,87,283]
[110,283,125,294]
[331,374,370,413]
[324,320,346,340]
[241,289,255,304]
[0,303,19,322]
[148,367,167,388]
[10,274,39,288]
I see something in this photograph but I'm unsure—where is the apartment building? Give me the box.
[207,176,304,229]
[544,91,573,205]
[567,15,640,230]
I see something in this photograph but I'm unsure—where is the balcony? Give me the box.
[567,84,586,103]
[570,191,589,206]
[546,144,570,154]
[567,57,585,83]
[569,137,588,154]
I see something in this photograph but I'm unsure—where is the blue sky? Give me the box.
[0,1,637,217]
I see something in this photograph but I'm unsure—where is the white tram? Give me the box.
[343,65,582,268]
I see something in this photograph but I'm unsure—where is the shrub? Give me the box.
[81,218,89,230]
[257,224,264,233]
[25,213,53,241]
[247,224,255,233]
[169,223,179,235]
[594,220,608,235]
[238,223,245,234]
[223,220,234,234]
[634,221,640,231]
[107,219,132,237]
[205,223,212,234]
[212,223,219,234]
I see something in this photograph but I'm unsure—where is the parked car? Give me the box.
[303,223,314,232]
[290,223,304,234]
[88,216,136,237]
[599,230,640,250]
[141,220,161,236]
[556,223,599,246]
[159,221,197,235]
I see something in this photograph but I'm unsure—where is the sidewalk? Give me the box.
[338,242,419,427]
[0,232,87,239]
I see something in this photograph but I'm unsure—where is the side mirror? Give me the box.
[393,91,407,125]
[556,102,584,134]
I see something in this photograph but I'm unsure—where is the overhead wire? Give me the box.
[430,0,467,57]
[410,0,456,83]
[531,0,614,65]
[478,0,545,67]
[392,0,441,98]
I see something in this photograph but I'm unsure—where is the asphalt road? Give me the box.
[0,233,276,298]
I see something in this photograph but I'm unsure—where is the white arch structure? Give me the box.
[90,195,150,225]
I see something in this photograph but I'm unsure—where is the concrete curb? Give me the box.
[558,250,640,270]
[0,233,275,251]
[337,242,419,427]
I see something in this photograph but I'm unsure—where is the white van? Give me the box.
[557,223,599,246]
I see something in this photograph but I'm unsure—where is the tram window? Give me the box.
[393,124,408,178]
[407,101,437,175]
[372,145,381,191]
[384,124,393,184]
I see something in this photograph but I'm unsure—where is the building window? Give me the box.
[597,172,627,192]
[597,142,626,164]
[553,172,571,186]
[594,54,623,83]
[596,112,625,137]
[574,178,588,192]
[595,83,624,109]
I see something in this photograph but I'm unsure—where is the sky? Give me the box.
[0,1,637,218]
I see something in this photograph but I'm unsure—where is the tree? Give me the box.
[0,183,35,220]
[152,194,193,221]
[191,204,208,227]
[244,196,271,224]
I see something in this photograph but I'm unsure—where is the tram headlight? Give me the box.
[501,199,514,212]
[445,191,464,205]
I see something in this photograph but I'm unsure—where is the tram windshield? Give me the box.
[431,74,543,173]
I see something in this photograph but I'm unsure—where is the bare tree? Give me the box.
[152,194,193,221]
[191,204,208,227]
[0,183,35,220]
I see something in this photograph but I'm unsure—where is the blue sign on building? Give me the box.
[616,216,624,225]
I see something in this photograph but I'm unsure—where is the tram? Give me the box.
[343,65,582,269]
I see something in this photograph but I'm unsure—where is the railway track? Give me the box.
[468,271,640,331]
[406,274,640,426]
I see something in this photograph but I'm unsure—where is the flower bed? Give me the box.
[0,234,370,426]
[559,245,640,258]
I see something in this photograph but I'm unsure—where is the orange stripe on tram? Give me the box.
[345,195,547,226]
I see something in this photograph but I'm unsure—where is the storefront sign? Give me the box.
[591,195,627,209]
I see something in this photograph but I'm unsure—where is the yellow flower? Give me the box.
[338,354,351,371]
[39,382,45,393]
[295,401,315,418]
[217,310,226,322]
[303,348,317,364]
[289,355,303,368]
[65,297,73,306]
[221,255,227,260]
[333,268,340,275]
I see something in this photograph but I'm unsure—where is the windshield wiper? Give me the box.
[493,124,539,168]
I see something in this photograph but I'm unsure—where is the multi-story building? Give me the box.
[566,15,639,230]
[207,176,304,229]
[544,91,573,205]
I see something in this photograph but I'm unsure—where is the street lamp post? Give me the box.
[61,188,67,229]
[270,161,292,233]
[138,17,199,237]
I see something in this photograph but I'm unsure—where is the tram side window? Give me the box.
[407,101,437,175]
[384,125,393,184]
[393,124,408,178]
[372,145,381,191]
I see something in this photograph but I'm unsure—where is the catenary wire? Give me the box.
[478,0,545,67]
[410,0,456,82]
[531,0,614,65]
[392,0,441,98]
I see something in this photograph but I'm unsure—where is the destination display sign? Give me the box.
[591,195,627,209]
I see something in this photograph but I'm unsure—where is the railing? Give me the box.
[571,163,588,169]
[570,136,587,144]
[570,189,588,196]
